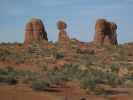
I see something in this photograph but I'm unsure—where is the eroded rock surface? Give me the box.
[24,18,48,48]
[94,19,118,45]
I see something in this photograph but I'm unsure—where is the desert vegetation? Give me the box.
[0,63,132,94]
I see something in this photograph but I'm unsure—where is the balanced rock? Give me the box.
[57,20,70,48]
[94,19,118,45]
[57,20,67,30]
[24,18,48,48]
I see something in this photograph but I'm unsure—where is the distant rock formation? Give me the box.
[94,19,118,45]
[24,18,48,48]
[57,20,70,48]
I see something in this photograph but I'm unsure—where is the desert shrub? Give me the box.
[105,72,121,87]
[17,70,40,83]
[0,67,48,85]
[0,48,26,63]
[31,79,50,91]
[24,71,39,81]
[0,49,11,60]
[124,73,133,82]
[40,64,48,72]
[110,64,119,73]
[0,67,18,84]
[79,67,121,92]
[47,64,122,93]
[47,67,68,85]
[0,75,17,85]
[57,64,80,80]
[0,67,17,77]
[47,64,80,85]
[113,47,129,61]
[69,40,78,49]
[79,69,102,91]
[55,52,64,59]
[77,54,98,66]
[9,53,25,64]
[80,74,96,91]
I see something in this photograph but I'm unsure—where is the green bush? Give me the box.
[79,68,121,92]
[46,64,123,93]
[47,64,80,85]
[31,80,50,91]
[47,68,68,85]
[80,75,96,91]
[110,64,119,73]
[17,70,40,83]
[55,52,64,59]
[0,67,18,84]
[0,75,17,85]
[0,67,39,85]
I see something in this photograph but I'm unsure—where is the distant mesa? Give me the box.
[57,20,70,48]
[94,19,118,45]
[24,18,48,48]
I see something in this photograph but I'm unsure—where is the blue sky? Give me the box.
[0,0,133,43]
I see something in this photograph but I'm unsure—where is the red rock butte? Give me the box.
[24,18,48,48]
[94,19,118,45]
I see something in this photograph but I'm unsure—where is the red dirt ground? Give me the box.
[0,83,133,100]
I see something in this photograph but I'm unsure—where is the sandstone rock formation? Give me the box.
[94,19,118,45]
[57,20,70,48]
[24,18,48,48]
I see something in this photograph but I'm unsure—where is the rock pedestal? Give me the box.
[57,20,70,48]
